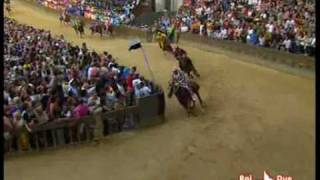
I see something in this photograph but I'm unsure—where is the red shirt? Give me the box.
[126,75,134,91]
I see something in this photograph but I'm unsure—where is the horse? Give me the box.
[90,21,114,37]
[166,26,180,44]
[177,55,200,78]
[156,31,173,53]
[72,19,85,38]
[106,24,114,37]
[90,21,104,37]
[168,80,204,116]
[59,12,71,25]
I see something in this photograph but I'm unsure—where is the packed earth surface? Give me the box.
[4,1,315,180]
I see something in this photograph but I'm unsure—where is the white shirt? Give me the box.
[311,38,316,46]
[283,39,291,49]
[220,29,227,39]
[268,24,274,33]
[132,79,142,90]
[136,86,151,98]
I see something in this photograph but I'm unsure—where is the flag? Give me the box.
[128,39,155,82]
[129,39,142,51]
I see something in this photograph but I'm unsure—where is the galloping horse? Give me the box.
[90,21,104,37]
[171,46,200,78]
[177,54,200,78]
[166,25,180,44]
[168,80,203,116]
[90,21,114,37]
[72,18,85,38]
[59,11,71,25]
[156,30,173,53]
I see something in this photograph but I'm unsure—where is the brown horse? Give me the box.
[168,80,203,116]
[90,21,104,37]
[177,55,200,78]
[72,19,85,38]
[90,21,113,37]
[59,12,71,25]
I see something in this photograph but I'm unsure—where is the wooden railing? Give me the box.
[4,92,165,155]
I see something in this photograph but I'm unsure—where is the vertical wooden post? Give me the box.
[43,131,48,149]
[93,114,104,141]
[35,133,40,151]
[51,130,57,148]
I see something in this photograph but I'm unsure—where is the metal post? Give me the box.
[140,46,155,82]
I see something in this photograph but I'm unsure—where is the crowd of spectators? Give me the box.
[157,0,315,56]
[3,17,158,143]
[37,0,139,25]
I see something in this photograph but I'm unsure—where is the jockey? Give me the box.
[104,18,109,31]
[156,30,167,50]
[171,67,196,101]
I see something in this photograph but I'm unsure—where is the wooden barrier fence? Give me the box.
[4,92,165,155]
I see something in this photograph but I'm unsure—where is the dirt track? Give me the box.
[4,1,315,180]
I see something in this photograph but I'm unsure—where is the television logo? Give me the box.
[239,171,293,180]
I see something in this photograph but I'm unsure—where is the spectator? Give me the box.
[156,0,314,56]
[73,100,89,118]
[135,82,151,98]
[3,18,161,149]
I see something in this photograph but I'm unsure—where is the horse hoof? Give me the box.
[200,103,207,108]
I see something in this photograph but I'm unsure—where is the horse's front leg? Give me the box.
[195,91,205,108]
[187,101,197,117]
[191,65,200,78]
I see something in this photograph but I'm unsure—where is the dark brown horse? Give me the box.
[90,22,104,37]
[59,12,71,25]
[168,80,203,116]
[72,19,85,38]
[90,21,113,37]
[177,55,200,78]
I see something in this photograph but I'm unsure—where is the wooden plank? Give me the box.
[85,125,90,142]
[35,133,40,151]
[51,130,57,148]
[43,131,48,149]
[69,128,73,144]
[77,125,81,143]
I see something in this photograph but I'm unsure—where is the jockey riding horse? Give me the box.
[156,30,173,52]
[168,67,204,115]
[166,24,179,44]
[90,19,113,37]
[72,17,85,38]
[173,46,200,78]
[90,20,104,37]
[59,10,71,24]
